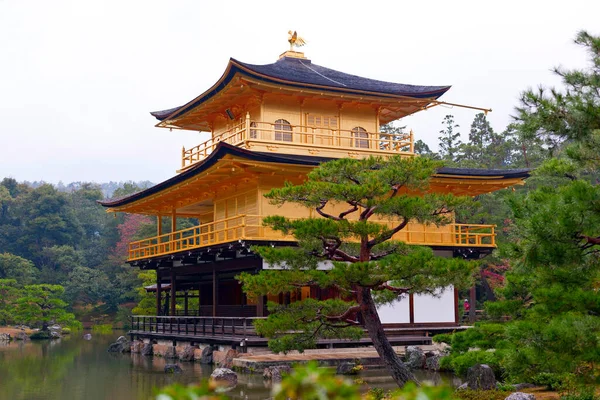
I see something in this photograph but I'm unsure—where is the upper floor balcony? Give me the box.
[180,113,414,171]
[127,214,495,262]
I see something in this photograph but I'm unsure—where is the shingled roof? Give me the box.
[150,56,451,122]
[99,143,530,209]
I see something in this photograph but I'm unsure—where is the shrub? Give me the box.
[443,350,503,377]
[91,324,113,334]
[453,390,512,400]
[531,372,576,391]
[29,331,50,340]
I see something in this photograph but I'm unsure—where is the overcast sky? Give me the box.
[1,0,598,184]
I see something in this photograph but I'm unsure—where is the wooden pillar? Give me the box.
[184,291,189,316]
[212,266,218,317]
[409,293,415,324]
[157,215,162,236]
[256,295,265,317]
[469,285,476,323]
[170,269,176,316]
[156,270,161,316]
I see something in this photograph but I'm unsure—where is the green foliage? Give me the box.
[154,382,227,400]
[253,299,364,353]
[453,390,512,400]
[14,284,81,329]
[239,155,476,361]
[29,331,51,340]
[440,350,503,377]
[272,361,361,400]
[0,253,37,285]
[0,279,21,324]
[438,115,462,163]
[131,270,157,315]
[91,324,113,333]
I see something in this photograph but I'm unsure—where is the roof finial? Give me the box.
[288,30,307,51]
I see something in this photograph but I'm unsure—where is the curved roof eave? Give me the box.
[99,143,530,209]
[150,57,452,123]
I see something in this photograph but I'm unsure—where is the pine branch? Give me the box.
[315,200,341,220]
[373,283,411,295]
[368,217,409,248]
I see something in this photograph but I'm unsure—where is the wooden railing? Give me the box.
[131,315,263,338]
[181,114,415,170]
[127,214,294,261]
[128,215,495,261]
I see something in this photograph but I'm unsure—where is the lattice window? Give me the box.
[352,127,369,149]
[250,122,257,139]
[274,119,292,142]
[307,114,338,129]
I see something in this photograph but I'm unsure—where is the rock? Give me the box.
[513,383,536,391]
[15,332,29,341]
[164,346,177,359]
[164,364,183,373]
[179,345,196,362]
[504,393,535,400]
[107,337,131,353]
[83,334,92,340]
[264,365,292,381]
[432,342,451,356]
[466,364,496,390]
[50,331,61,339]
[199,346,213,364]
[131,340,143,354]
[425,353,441,371]
[336,361,359,375]
[210,368,238,387]
[49,325,61,331]
[0,333,11,341]
[405,346,426,369]
[116,336,129,344]
[141,343,153,356]
[218,349,239,369]
[457,383,468,390]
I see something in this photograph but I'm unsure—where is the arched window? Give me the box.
[274,119,293,142]
[352,127,369,149]
[250,122,257,139]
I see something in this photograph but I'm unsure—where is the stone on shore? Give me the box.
[179,345,196,361]
[425,352,441,371]
[405,346,426,369]
[0,333,11,341]
[15,332,29,341]
[199,346,213,364]
[141,343,153,356]
[164,364,183,373]
[50,331,61,339]
[336,361,360,375]
[210,368,238,387]
[504,393,535,400]
[83,334,92,340]
[466,364,496,390]
[263,365,292,381]
[107,336,131,353]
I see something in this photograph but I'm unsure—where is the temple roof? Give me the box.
[99,143,530,209]
[150,56,451,122]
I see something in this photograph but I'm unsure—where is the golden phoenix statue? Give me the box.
[288,31,307,51]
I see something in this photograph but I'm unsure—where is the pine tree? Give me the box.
[238,155,476,387]
[438,115,462,163]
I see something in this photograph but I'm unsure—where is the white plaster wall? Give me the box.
[413,286,455,323]
[376,296,410,323]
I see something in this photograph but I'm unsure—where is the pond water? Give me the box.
[0,332,460,400]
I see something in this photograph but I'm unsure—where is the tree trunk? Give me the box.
[358,286,417,387]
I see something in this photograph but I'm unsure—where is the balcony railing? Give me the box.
[128,215,495,261]
[181,114,415,170]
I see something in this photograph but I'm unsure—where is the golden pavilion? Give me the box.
[100,44,528,345]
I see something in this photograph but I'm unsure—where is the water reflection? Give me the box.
[0,333,459,400]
